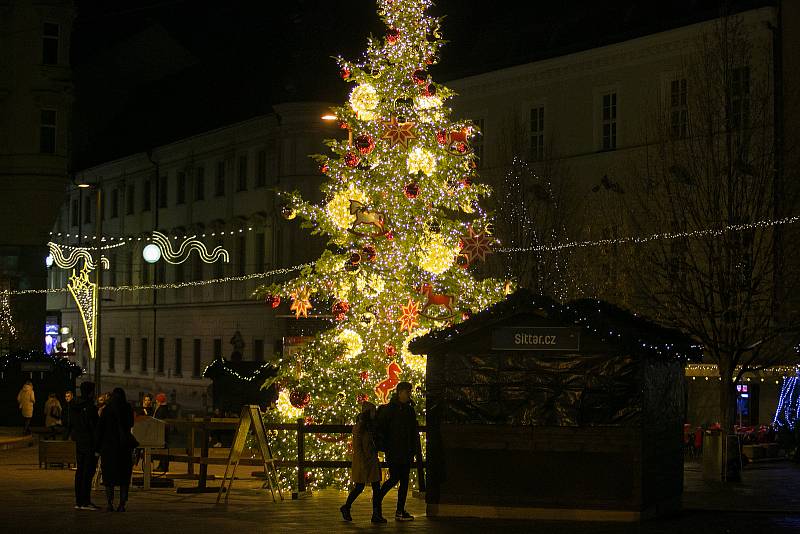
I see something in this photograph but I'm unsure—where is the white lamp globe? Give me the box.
[142,244,162,264]
[45,254,54,268]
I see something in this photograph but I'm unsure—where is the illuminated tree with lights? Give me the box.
[255,0,508,489]
[0,291,16,352]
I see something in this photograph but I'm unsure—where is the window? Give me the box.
[42,23,59,65]
[192,253,203,280]
[157,338,165,374]
[108,337,116,371]
[40,110,56,154]
[126,183,135,215]
[256,150,267,187]
[174,338,183,376]
[237,235,247,276]
[193,339,202,377]
[124,338,131,372]
[729,66,750,130]
[71,199,79,227]
[195,167,205,201]
[215,161,225,196]
[177,172,186,205]
[213,338,222,359]
[237,155,248,191]
[155,259,165,284]
[254,232,265,272]
[83,195,92,223]
[140,338,148,373]
[126,252,134,285]
[158,175,168,208]
[143,179,151,211]
[141,258,150,284]
[214,238,225,278]
[529,107,545,160]
[174,260,184,284]
[110,188,119,218]
[670,78,688,139]
[254,339,264,362]
[108,253,117,286]
[601,92,617,150]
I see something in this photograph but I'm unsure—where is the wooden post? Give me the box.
[296,417,306,493]
[187,426,195,475]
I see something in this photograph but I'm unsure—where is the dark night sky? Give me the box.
[68,0,771,168]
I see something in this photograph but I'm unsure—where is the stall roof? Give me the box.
[202,358,278,384]
[410,289,703,361]
[0,350,83,375]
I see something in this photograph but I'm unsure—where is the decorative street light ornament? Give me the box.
[67,265,97,359]
[48,242,109,270]
[146,231,229,264]
[45,254,54,268]
[142,243,162,264]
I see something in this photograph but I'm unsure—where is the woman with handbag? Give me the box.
[95,387,138,512]
[340,401,386,524]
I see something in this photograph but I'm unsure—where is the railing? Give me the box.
[153,417,427,493]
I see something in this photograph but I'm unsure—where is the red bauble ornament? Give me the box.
[386,27,400,44]
[320,163,330,174]
[340,67,351,80]
[357,393,369,403]
[411,69,427,85]
[422,84,436,97]
[349,252,362,265]
[359,370,370,383]
[265,295,281,309]
[455,142,468,154]
[339,121,349,130]
[425,56,435,65]
[462,311,472,321]
[436,130,448,145]
[461,175,473,188]
[362,244,377,262]
[289,390,311,409]
[354,134,375,155]
[385,231,394,240]
[344,153,360,167]
[385,344,397,358]
[404,182,420,199]
[332,301,350,321]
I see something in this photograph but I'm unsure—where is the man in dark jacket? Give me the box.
[71,381,99,510]
[376,382,420,521]
[61,390,74,440]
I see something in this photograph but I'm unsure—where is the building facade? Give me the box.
[47,102,335,411]
[1,0,74,350]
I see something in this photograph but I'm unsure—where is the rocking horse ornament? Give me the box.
[348,199,389,237]
[417,283,456,321]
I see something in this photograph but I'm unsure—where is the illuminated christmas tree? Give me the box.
[256,0,508,489]
[0,292,16,351]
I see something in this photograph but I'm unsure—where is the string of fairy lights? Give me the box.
[5,213,798,297]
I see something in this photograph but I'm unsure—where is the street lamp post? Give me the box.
[79,182,102,393]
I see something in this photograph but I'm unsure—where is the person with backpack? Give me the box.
[340,401,387,524]
[375,382,420,522]
[70,381,99,510]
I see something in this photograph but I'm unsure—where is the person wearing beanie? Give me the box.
[375,381,420,522]
[340,401,386,524]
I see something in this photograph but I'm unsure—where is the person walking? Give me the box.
[340,401,386,524]
[376,382,420,522]
[17,381,35,435]
[153,393,170,472]
[71,381,100,510]
[44,392,63,437]
[62,390,74,440]
[96,387,137,512]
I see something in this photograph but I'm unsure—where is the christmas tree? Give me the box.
[256,0,508,489]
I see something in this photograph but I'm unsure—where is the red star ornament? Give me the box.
[460,226,493,265]
[381,118,417,149]
[289,288,313,319]
[399,298,421,333]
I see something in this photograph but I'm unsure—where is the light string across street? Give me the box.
[9,213,798,297]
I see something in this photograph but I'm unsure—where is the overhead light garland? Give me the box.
[48,242,110,270]
[148,231,229,264]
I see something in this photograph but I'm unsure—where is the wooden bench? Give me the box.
[39,439,76,469]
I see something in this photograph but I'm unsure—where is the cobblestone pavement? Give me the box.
[3,445,800,534]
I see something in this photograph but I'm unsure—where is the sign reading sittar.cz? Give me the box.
[491,327,581,351]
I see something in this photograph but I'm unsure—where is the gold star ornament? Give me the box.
[398,298,421,333]
[381,118,417,149]
[460,226,493,265]
[290,288,313,319]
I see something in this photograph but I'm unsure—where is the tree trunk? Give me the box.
[718,369,737,433]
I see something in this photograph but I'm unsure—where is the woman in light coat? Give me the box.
[17,381,35,434]
[340,401,386,524]
[44,392,62,429]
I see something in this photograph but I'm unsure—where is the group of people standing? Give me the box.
[340,381,421,524]
[71,381,139,512]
